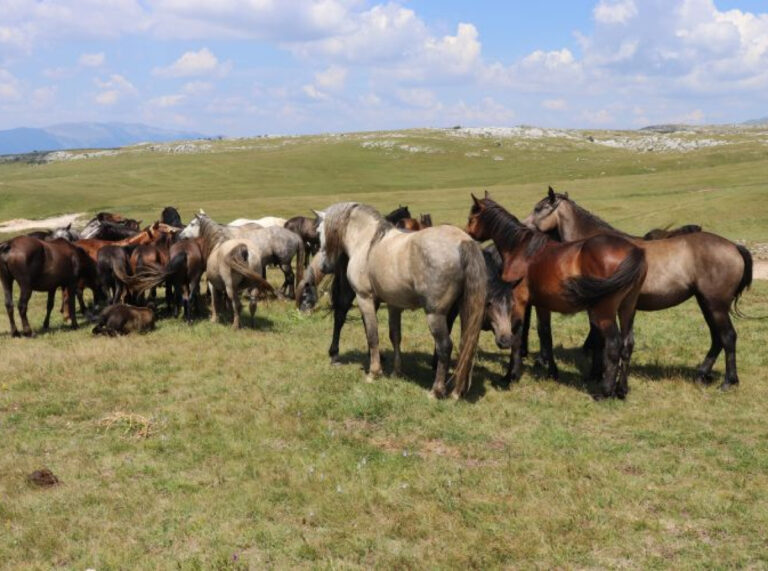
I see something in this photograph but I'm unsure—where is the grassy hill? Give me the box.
[1,126,768,568]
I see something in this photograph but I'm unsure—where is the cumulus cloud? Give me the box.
[153,48,230,77]
[94,73,137,105]
[314,65,347,91]
[594,0,638,25]
[0,69,21,101]
[150,94,186,107]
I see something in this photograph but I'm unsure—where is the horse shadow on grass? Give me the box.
[330,348,520,403]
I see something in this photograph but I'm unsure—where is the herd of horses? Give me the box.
[0,188,753,400]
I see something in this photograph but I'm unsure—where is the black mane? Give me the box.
[554,192,632,238]
[476,198,549,257]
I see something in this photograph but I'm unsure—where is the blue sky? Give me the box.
[1,0,767,136]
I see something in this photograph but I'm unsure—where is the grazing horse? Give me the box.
[195,214,274,328]
[524,187,752,390]
[384,205,411,225]
[643,224,702,240]
[181,214,305,298]
[161,206,183,228]
[0,237,83,335]
[125,238,205,323]
[284,215,320,257]
[315,202,486,399]
[81,213,141,239]
[467,193,647,399]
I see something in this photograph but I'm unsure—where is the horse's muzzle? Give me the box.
[496,334,513,350]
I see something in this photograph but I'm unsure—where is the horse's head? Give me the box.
[385,204,411,224]
[523,186,568,233]
[465,191,494,241]
[179,214,203,239]
[50,223,79,242]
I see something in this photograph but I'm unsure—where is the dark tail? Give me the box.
[227,244,275,295]
[0,241,10,256]
[451,240,486,397]
[564,247,646,308]
[294,239,305,301]
[128,252,186,295]
[732,245,753,318]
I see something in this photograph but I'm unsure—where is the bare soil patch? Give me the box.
[0,213,84,233]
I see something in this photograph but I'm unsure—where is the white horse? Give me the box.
[229,217,286,228]
[316,202,486,399]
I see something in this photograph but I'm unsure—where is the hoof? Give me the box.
[428,388,445,400]
[11,330,21,338]
[449,390,462,400]
[695,372,715,386]
[23,331,36,338]
[719,381,739,392]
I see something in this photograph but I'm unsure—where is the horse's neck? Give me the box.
[559,202,616,241]
[344,213,383,258]
[119,232,149,246]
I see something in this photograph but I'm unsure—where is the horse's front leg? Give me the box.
[357,296,382,381]
[388,307,403,376]
[43,289,55,330]
[534,308,559,380]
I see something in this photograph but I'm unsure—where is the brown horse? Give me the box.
[126,237,205,323]
[0,237,84,335]
[467,193,647,399]
[524,187,752,390]
[395,213,434,231]
[285,215,320,258]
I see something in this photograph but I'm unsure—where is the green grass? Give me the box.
[1,128,768,568]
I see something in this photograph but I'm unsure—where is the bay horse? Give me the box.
[125,238,205,323]
[467,193,647,399]
[315,202,486,399]
[524,187,752,390]
[0,236,83,335]
[194,213,274,328]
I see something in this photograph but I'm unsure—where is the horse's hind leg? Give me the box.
[209,283,220,324]
[43,289,56,330]
[281,263,294,298]
[2,275,19,337]
[226,284,242,329]
[434,302,459,370]
[66,283,78,330]
[615,299,639,399]
[710,304,739,390]
[17,284,34,337]
[328,281,355,366]
[426,312,452,399]
[694,294,723,384]
[589,311,621,399]
[388,307,403,376]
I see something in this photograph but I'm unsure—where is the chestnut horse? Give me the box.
[524,187,752,390]
[0,237,84,335]
[467,193,647,399]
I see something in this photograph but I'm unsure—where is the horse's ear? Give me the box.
[65,223,71,230]
[199,208,206,215]
[471,193,483,209]
[484,189,491,199]
[548,186,556,201]
[563,192,569,199]
[311,209,325,220]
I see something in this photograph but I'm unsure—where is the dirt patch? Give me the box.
[0,213,84,233]
[754,261,768,281]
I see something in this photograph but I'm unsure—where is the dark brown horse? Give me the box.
[384,205,411,225]
[643,224,702,240]
[524,187,752,390]
[126,237,205,323]
[0,237,84,335]
[129,229,176,307]
[395,213,434,231]
[285,215,320,257]
[467,193,647,399]
[97,245,134,305]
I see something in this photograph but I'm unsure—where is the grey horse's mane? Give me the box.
[197,214,230,258]
[323,202,393,261]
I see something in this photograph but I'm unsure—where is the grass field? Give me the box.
[1,127,768,568]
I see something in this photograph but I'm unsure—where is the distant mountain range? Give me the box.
[0,122,207,155]
[743,117,768,126]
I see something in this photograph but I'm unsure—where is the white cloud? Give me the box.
[94,73,137,105]
[182,80,213,94]
[31,85,57,107]
[153,48,230,77]
[542,98,568,111]
[314,65,347,91]
[302,84,328,100]
[79,52,105,67]
[95,90,119,105]
[594,0,638,25]
[0,69,21,100]
[150,94,186,107]
[396,88,436,109]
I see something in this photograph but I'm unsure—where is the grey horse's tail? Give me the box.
[227,244,275,296]
[451,240,487,397]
